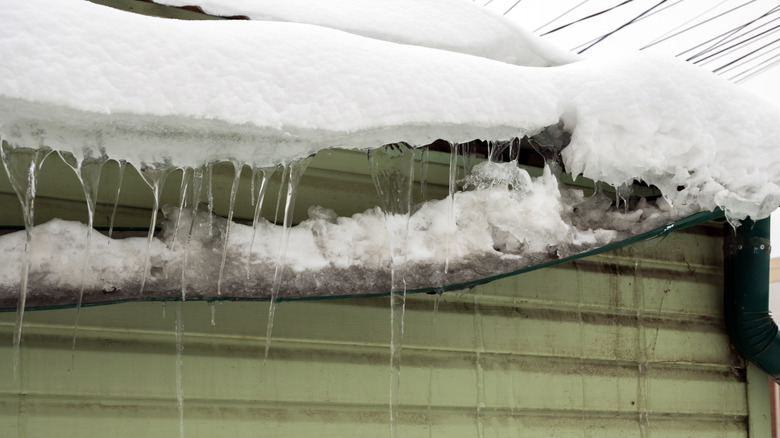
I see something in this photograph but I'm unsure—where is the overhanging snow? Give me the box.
[0,0,779,308]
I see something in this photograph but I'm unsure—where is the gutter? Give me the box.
[724,217,780,382]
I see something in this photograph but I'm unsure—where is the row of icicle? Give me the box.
[2,137,577,438]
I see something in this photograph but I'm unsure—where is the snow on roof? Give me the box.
[1,0,780,306]
[2,0,779,222]
[150,0,579,67]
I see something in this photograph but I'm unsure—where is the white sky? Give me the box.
[487,0,780,255]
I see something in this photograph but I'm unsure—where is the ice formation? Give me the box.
[0,0,779,308]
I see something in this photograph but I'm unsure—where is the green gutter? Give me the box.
[724,217,780,382]
[3,208,724,311]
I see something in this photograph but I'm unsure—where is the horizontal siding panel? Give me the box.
[0,223,753,436]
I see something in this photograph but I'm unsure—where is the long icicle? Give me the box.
[217,162,243,295]
[170,167,193,254]
[180,167,204,301]
[107,159,126,239]
[367,143,415,438]
[175,301,185,438]
[247,167,273,278]
[59,151,106,363]
[138,164,172,295]
[444,142,458,275]
[0,143,51,380]
[264,158,312,364]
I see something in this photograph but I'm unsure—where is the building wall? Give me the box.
[0,222,764,437]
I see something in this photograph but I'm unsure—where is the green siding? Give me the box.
[0,222,763,437]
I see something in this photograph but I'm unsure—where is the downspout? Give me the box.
[724,217,780,382]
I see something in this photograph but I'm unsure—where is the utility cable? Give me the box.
[504,0,523,15]
[732,52,780,83]
[578,0,669,54]
[687,5,780,62]
[695,24,780,66]
[645,0,756,51]
[642,0,727,48]
[713,35,780,73]
[534,0,590,33]
[540,0,635,36]
[721,41,780,78]
[571,0,686,52]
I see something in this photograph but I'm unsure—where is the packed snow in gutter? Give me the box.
[1,0,780,308]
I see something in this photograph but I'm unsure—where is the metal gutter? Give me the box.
[724,217,780,382]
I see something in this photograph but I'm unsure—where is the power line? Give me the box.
[694,23,780,66]
[641,0,728,48]
[713,35,780,73]
[578,0,670,54]
[686,5,780,62]
[644,0,757,51]
[718,39,780,77]
[504,0,523,15]
[533,0,590,33]
[540,0,635,36]
[570,0,686,53]
[732,52,780,83]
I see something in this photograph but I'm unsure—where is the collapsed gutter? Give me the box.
[725,217,780,382]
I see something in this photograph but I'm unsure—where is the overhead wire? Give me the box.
[717,39,780,77]
[578,0,670,54]
[643,0,757,51]
[732,51,780,82]
[694,23,780,66]
[504,0,523,15]
[713,35,780,73]
[533,0,590,33]
[686,5,780,62]
[676,14,764,58]
[641,0,728,48]
[540,0,635,36]
[570,0,686,52]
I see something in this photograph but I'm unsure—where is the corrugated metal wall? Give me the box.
[0,222,756,437]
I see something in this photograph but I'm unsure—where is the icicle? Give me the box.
[389,283,406,438]
[180,167,204,301]
[210,301,216,327]
[59,150,107,360]
[138,164,172,295]
[419,145,430,202]
[473,293,486,438]
[175,301,185,438]
[170,167,193,253]
[634,260,650,437]
[367,143,415,438]
[432,289,442,327]
[0,142,52,380]
[617,181,633,213]
[162,301,167,319]
[263,157,312,363]
[217,162,243,295]
[445,142,458,275]
[427,290,442,437]
[460,141,477,178]
[272,165,288,226]
[204,162,214,237]
[107,159,126,239]
[247,167,274,278]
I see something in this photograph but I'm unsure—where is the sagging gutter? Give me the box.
[724,217,780,382]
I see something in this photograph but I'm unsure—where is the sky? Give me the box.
[486,0,780,255]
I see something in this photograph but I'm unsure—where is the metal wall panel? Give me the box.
[0,223,757,437]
